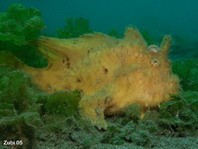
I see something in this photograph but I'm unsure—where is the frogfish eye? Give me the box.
[151,58,160,67]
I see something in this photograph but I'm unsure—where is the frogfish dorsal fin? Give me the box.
[36,37,89,66]
[36,34,116,67]
[124,27,146,45]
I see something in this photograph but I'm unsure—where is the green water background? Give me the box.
[1,0,198,44]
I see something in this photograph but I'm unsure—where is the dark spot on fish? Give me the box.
[67,62,70,68]
[65,86,71,90]
[76,78,81,83]
[63,55,70,68]
[103,67,109,74]
[63,56,68,62]
[87,48,93,55]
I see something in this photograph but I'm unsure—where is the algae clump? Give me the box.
[44,90,81,116]
[56,17,93,38]
[0,3,47,67]
[0,65,43,147]
[0,3,44,45]
[172,59,198,91]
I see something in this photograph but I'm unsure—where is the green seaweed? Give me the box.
[0,65,44,147]
[56,17,93,38]
[0,4,44,45]
[108,29,123,38]
[172,59,198,91]
[0,4,47,68]
[0,65,83,148]
[44,91,81,116]
[159,91,198,136]
[141,30,155,45]
[170,36,198,60]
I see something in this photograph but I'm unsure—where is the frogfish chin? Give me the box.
[14,27,181,129]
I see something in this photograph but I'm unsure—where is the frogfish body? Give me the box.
[19,27,180,129]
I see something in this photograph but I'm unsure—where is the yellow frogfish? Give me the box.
[13,27,181,129]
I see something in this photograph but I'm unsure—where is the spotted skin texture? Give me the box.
[22,27,180,129]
